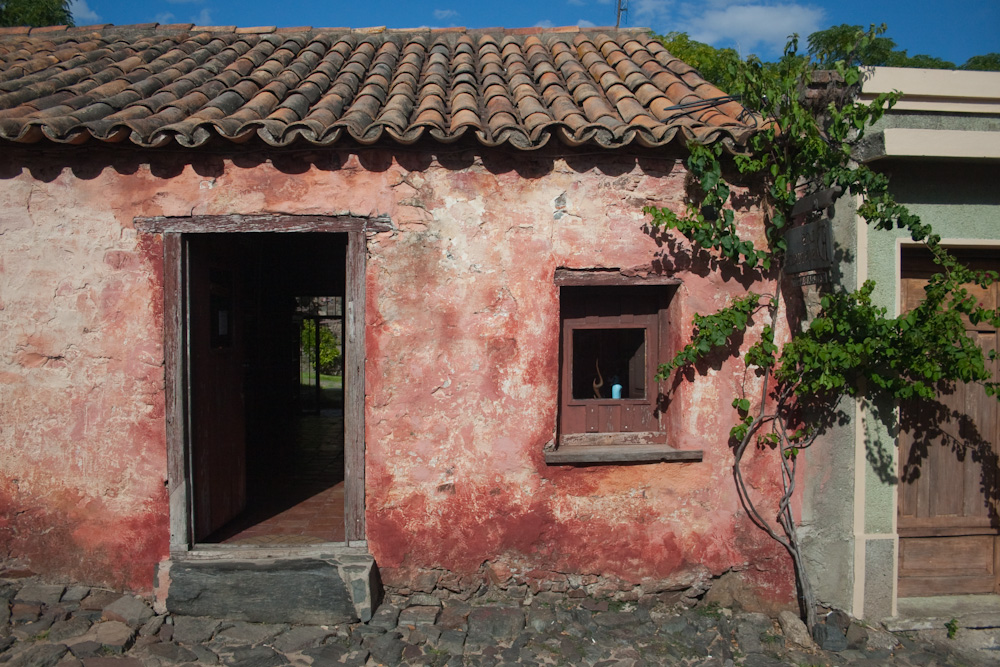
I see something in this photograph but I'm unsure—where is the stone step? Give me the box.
[156,548,381,625]
[888,595,1000,632]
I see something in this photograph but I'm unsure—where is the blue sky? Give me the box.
[67,1,998,66]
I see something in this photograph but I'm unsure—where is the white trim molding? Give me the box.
[866,128,1000,161]
[861,67,1000,114]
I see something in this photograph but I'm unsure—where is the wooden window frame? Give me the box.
[559,290,663,433]
[546,269,702,465]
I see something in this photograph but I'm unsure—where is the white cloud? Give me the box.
[434,9,458,20]
[192,8,213,25]
[536,17,597,28]
[567,0,587,6]
[627,1,824,57]
[69,0,100,23]
[686,4,824,55]
[155,12,176,23]
[632,0,675,22]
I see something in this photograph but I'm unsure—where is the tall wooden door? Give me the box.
[898,248,1000,596]
[187,236,247,541]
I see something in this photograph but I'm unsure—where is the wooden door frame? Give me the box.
[137,214,390,550]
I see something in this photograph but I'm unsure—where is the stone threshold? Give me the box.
[156,546,381,625]
[886,594,1000,631]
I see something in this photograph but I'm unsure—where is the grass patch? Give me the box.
[695,602,722,619]
[300,373,342,388]
[606,599,635,612]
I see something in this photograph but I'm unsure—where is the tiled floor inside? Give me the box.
[209,409,346,545]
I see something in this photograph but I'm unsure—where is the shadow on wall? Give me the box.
[0,136,686,184]
[896,394,1000,529]
[886,161,1000,207]
[639,158,770,290]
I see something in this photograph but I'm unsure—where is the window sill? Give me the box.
[544,444,703,465]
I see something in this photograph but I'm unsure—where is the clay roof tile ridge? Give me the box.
[0,27,755,150]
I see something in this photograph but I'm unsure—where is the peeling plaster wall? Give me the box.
[0,146,792,603]
[0,161,168,590]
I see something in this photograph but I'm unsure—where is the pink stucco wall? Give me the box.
[0,158,169,589]
[0,146,791,603]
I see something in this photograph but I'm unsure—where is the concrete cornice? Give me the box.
[857,128,1000,162]
[860,67,1000,114]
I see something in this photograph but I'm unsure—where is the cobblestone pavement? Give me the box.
[2,575,998,666]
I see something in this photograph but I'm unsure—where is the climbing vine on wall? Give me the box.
[646,26,1000,630]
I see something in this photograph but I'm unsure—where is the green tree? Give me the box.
[0,0,74,27]
[961,53,1000,71]
[808,23,999,71]
[807,23,899,67]
[301,320,341,376]
[655,31,741,92]
[666,24,999,89]
[890,52,955,70]
[645,28,999,629]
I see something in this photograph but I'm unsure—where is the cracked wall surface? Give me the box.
[0,145,792,605]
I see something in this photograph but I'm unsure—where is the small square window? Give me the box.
[549,271,702,465]
[558,281,674,442]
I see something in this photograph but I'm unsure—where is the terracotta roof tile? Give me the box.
[31,25,71,34]
[0,24,756,150]
[236,26,277,35]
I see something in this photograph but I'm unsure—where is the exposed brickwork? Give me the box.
[380,563,715,609]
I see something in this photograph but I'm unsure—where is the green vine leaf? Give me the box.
[646,24,998,634]
[658,293,765,378]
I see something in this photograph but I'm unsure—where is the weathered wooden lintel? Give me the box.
[545,444,703,465]
[554,268,682,286]
[135,214,394,234]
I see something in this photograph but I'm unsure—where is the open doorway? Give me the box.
[183,232,350,546]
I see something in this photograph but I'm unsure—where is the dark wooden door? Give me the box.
[188,236,247,541]
[898,249,1000,597]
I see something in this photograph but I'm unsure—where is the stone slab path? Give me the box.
[2,576,998,666]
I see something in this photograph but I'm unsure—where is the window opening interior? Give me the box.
[571,328,646,399]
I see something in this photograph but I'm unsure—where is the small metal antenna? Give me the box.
[615,0,628,28]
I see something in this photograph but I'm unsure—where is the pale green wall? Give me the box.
[806,111,1000,617]
[798,70,1000,619]
[868,160,1000,312]
[861,157,1000,617]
